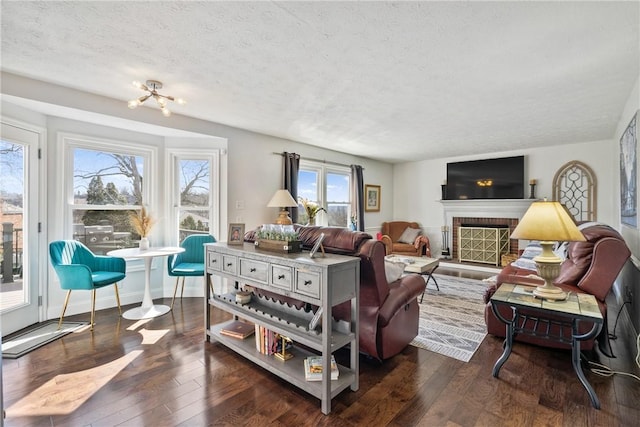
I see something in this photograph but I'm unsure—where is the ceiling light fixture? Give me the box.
[127,80,186,117]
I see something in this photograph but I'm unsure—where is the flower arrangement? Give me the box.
[350,214,357,230]
[298,197,326,224]
[129,207,156,238]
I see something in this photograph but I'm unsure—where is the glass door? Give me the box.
[1,122,41,336]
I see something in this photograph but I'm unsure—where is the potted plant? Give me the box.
[129,207,155,250]
[299,197,326,226]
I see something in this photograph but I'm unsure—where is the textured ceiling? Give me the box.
[1,1,638,163]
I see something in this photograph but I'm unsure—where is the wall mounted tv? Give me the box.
[445,155,525,200]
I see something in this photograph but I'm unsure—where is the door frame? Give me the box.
[1,118,47,336]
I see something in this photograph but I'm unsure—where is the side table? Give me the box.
[490,283,603,409]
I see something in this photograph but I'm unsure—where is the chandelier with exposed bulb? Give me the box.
[127,80,186,117]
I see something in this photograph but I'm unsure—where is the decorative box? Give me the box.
[255,239,302,253]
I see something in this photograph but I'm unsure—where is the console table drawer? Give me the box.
[222,255,237,275]
[207,251,222,271]
[271,265,293,291]
[295,269,321,298]
[239,258,268,284]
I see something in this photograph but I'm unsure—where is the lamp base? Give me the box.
[533,285,567,301]
[533,244,566,300]
[274,209,293,225]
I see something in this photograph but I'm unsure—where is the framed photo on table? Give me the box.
[365,184,381,212]
[228,223,245,245]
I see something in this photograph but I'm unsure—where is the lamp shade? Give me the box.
[267,189,298,208]
[510,201,585,242]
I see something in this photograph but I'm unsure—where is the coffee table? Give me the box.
[386,255,440,302]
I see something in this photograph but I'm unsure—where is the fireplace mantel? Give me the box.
[440,199,535,222]
[440,199,537,261]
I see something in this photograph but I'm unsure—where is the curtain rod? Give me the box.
[273,152,363,169]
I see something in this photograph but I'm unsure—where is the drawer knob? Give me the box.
[211,259,217,263]
[250,267,256,272]
[278,274,285,279]
[304,280,312,286]
[226,263,232,267]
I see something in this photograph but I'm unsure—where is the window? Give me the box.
[65,135,155,254]
[176,158,211,242]
[298,161,351,227]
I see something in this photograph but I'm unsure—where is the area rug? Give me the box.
[2,320,87,359]
[410,274,490,362]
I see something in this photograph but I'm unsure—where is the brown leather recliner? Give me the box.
[380,221,429,257]
[245,225,426,360]
[484,224,631,352]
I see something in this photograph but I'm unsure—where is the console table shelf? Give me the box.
[205,242,360,415]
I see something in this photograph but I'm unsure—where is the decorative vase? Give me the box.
[307,217,316,226]
[139,237,149,250]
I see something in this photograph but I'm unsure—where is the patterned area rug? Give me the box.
[410,274,491,362]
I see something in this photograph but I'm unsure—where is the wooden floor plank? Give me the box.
[2,288,638,426]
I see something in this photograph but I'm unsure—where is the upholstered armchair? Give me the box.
[49,240,126,330]
[380,221,430,257]
[168,234,216,309]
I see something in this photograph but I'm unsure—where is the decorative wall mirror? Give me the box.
[552,160,597,222]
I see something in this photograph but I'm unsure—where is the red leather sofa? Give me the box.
[246,225,426,360]
[484,224,631,352]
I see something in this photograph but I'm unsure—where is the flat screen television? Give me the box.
[445,156,525,200]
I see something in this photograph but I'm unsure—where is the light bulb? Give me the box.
[156,97,167,107]
[176,98,187,105]
[132,80,144,89]
[161,107,171,117]
[127,99,139,109]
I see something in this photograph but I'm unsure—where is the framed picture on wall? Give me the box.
[620,111,637,228]
[365,184,381,212]
[228,223,245,245]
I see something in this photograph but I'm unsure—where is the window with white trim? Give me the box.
[65,135,154,254]
[170,151,219,243]
[298,160,351,227]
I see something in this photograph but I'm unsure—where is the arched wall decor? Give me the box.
[552,160,597,222]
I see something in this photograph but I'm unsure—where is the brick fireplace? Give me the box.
[440,199,535,263]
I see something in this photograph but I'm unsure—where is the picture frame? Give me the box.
[620,111,638,228]
[309,232,325,258]
[228,223,245,245]
[364,184,381,212]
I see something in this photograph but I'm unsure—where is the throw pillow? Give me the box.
[384,259,407,283]
[398,227,421,244]
[511,242,542,271]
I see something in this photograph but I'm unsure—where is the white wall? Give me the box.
[393,139,616,256]
[1,75,393,324]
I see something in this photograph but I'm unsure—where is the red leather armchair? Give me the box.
[484,224,631,352]
[245,225,426,360]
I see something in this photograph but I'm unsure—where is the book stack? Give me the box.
[304,355,339,381]
[255,325,279,355]
[219,320,255,339]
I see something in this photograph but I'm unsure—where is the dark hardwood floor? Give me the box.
[3,270,640,426]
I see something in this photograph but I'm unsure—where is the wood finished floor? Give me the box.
[3,273,640,426]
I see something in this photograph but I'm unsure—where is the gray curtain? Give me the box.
[350,164,365,231]
[284,152,300,224]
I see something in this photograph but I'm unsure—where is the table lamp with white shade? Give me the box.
[510,200,585,300]
[267,189,298,225]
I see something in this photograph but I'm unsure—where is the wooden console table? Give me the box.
[205,242,360,414]
[490,283,603,409]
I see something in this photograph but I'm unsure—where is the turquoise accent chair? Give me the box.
[49,240,126,331]
[167,234,216,309]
